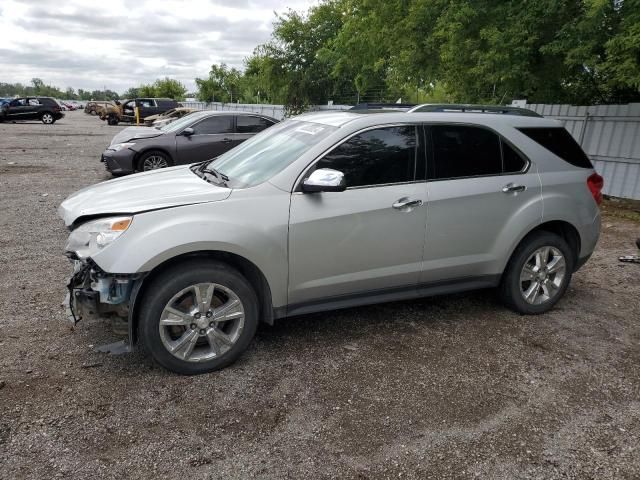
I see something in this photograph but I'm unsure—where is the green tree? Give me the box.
[243,0,639,106]
[153,77,187,100]
[196,63,242,102]
[122,87,141,99]
[138,84,157,97]
[64,87,77,99]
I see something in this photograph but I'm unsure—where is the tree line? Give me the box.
[3,0,638,108]
[0,77,190,102]
[202,0,639,109]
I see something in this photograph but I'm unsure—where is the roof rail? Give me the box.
[350,102,416,111]
[408,103,542,117]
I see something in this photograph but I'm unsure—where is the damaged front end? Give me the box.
[64,256,143,343]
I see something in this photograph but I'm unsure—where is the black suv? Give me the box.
[0,97,64,124]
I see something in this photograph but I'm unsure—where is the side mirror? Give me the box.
[302,168,347,193]
[181,127,194,137]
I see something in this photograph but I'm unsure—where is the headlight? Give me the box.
[107,142,136,152]
[66,216,133,258]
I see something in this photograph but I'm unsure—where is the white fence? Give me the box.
[181,101,351,121]
[522,102,640,200]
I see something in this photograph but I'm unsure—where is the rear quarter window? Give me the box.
[518,127,593,169]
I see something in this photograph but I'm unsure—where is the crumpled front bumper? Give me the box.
[63,258,139,328]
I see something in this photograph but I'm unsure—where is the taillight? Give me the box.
[587,172,604,205]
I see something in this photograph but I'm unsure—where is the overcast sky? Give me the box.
[0,0,317,94]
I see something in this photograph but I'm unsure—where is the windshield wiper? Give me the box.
[201,166,229,186]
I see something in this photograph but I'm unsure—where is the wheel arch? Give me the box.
[129,250,274,346]
[506,220,581,274]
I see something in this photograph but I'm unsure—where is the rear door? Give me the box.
[233,115,276,148]
[25,98,42,119]
[175,115,235,164]
[422,124,542,283]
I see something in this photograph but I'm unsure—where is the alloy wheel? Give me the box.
[142,155,169,170]
[520,246,567,305]
[158,283,245,362]
[42,113,53,124]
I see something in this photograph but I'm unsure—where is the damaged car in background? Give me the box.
[144,107,196,127]
[100,110,278,175]
[59,109,602,375]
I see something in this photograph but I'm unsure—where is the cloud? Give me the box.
[0,0,317,93]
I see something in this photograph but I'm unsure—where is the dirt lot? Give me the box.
[0,111,639,479]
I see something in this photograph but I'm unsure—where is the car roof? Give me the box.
[188,110,278,120]
[294,110,561,129]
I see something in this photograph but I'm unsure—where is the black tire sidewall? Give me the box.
[500,232,575,315]
[138,260,259,375]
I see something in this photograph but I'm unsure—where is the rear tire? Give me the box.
[107,114,119,126]
[41,112,54,124]
[138,260,259,375]
[499,231,574,314]
[138,150,172,171]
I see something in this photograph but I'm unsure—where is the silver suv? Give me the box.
[59,110,603,374]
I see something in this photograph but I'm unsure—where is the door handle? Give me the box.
[392,198,423,210]
[221,138,233,143]
[502,183,526,193]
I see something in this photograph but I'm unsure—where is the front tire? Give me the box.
[499,231,574,314]
[138,260,259,375]
[107,114,119,126]
[138,150,172,172]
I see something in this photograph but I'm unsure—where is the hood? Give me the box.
[110,126,164,145]
[58,165,231,227]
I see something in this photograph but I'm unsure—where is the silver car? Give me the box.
[59,110,603,375]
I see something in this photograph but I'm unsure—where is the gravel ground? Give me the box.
[0,111,639,479]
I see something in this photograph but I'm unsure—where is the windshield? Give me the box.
[209,120,337,188]
[160,111,205,132]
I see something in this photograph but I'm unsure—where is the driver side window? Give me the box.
[315,126,423,188]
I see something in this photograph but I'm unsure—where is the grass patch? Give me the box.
[601,197,640,224]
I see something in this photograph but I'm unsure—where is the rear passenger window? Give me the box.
[192,116,233,134]
[430,125,502,179]
[236,116,273,133]
[316,126,420,188]
[518,127,592,168]
[502,141,527,173]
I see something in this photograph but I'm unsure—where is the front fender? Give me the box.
[90,185,291,307]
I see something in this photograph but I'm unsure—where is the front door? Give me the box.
[288,125,428,306]
[422,124,543,283]
[6,98,30,120]
[176,115,236,164]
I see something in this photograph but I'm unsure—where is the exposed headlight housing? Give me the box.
[66,216,133,258]
[107,142,136,152]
